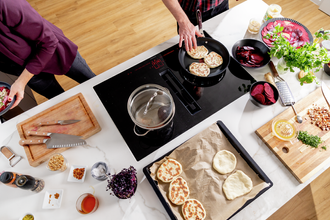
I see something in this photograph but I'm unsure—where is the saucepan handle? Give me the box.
[133,125,150,136]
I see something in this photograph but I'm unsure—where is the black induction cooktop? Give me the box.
[94,34,256,161]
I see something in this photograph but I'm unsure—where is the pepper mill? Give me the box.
[0,171,45,193]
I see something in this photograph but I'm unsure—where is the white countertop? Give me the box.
[1,0,330,219]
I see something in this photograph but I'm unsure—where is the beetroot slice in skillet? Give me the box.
[254,94,266,104]
[264,83,276,103]
[251,84,264,96]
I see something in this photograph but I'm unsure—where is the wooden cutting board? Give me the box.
[17,93,101,167]
[256,87,330,183]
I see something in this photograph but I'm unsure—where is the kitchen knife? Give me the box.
[19,131,86,149]
[321,81,330,107]
[39,120,80,126]
[196,9,204,37]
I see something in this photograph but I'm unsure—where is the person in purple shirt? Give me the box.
[0,0,96,109]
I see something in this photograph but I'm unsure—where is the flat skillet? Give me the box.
[178,37,230,81]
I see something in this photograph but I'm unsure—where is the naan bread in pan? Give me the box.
[187,46,209,59]
[189,62,210,77]
[204,51,223,68]
[223,170,253,200]
[182,199,206,220]
[168,176,190,205]
[213,150,237,174]
[157,158,182,183]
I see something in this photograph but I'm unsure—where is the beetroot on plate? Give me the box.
[261,20,310,48]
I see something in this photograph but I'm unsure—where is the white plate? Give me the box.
[67,165,87,182]
[42,189,63,209]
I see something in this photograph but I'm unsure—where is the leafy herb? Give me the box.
[297,131,323,148]
[264,26,330,85]
[321,146,327,151]
[106,166,137,199]
[299,72,318,86]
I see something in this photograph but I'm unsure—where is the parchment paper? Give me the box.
[150,123,269,220]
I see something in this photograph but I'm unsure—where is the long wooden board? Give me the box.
[256,87,330,183]
[17,93,101,167]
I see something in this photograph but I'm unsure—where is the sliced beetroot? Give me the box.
[264,83,274,97]
[254,94,266,104]
[251,84,264,96]
[236,46,265,67]
[252,83,276,105]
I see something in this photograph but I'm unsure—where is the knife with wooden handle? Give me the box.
[20,131,86,148]
[38,120,80,126]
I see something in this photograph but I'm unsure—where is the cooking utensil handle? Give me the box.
[26,131,51,137]
[19,138,47,146]
[269,61,278,77]
[196,9,204,36]
[133,125,150,136]
[39,121,58,126]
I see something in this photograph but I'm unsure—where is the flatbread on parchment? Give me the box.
[182,199,206,220]
[169,176,190,205]
[222,170,253,200]
[213,150,237,174]
[157,158,182,183]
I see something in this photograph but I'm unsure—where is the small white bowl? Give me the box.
[67,165,87,182]
[19,213,35,220]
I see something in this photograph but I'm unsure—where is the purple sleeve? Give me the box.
[1,0,58,75]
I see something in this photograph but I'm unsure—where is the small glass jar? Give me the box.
[263,4,282,23]
[247,18,261,34]
[76,193,99,214]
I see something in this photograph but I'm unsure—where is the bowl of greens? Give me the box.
[0,82,15,116]
[106,166,137,199]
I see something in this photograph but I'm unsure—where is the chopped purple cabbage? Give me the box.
[106,166,137,199]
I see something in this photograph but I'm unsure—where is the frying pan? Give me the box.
[178,37,230,87]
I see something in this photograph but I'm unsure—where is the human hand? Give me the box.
[8,80,26,109]
[178,21,203,52]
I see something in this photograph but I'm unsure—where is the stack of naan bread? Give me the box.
[187,46,223,77]
[213,150,253,200]
[157,158,206,220]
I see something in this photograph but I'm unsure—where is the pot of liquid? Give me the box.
[127,84,175,138]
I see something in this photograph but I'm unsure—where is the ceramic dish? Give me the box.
[67,165,87,182]
[19,213,35,220]
[0,81,16,116]
[42,189,63,209]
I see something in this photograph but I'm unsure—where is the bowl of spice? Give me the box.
[91,162,108,181]
[20,213,34,220]
[46,153,68,172]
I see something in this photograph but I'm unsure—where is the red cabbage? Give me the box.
[106,166,137,199]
